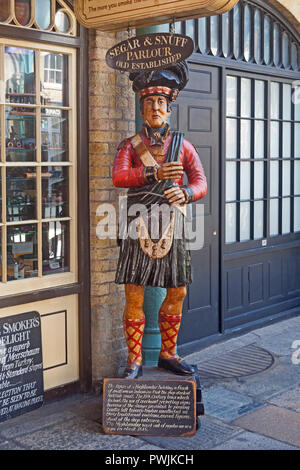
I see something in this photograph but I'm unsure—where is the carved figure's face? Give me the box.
[141,95,171,128]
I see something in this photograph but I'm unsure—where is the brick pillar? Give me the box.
[88,29,136,387]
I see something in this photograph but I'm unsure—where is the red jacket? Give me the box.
[112,133,207,202]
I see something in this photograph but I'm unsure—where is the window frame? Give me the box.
[0,37,78,297]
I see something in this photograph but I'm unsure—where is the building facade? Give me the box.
[0,0,299,396]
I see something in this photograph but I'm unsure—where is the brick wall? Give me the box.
[88,29,136,386]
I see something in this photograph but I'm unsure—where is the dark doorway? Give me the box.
[171,63,221,345]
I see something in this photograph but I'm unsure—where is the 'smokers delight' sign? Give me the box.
[105,33,194,72]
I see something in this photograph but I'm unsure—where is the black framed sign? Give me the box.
[0,311,44,422]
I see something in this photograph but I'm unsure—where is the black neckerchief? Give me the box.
[142,122,170,146]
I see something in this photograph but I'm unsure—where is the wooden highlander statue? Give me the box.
[113,61,207,379]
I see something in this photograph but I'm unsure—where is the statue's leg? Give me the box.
[158,286,195,375]
[122,283,145,379]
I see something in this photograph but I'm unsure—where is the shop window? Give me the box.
[225,75,300,244]
[0,41,77,293]
[0,0,76,35]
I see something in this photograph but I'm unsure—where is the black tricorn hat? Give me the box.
[129,61,189,102]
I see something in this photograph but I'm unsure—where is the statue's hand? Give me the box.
[157,162,183,181]
[164,187,186,206]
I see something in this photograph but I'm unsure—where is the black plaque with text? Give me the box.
[103,378,196,437]
[0,311,44,422]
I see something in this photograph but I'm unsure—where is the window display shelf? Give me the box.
[9,111,36,116]
[6,148,35,151]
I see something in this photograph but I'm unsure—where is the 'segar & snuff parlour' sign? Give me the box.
[106,33,194,72]
[74,0,239,31]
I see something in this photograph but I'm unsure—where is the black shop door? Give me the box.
[171,62,220,346]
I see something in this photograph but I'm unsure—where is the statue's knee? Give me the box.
[124,284,145,319]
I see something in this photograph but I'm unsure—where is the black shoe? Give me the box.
[122,363,143,379]
[158,356,195,376]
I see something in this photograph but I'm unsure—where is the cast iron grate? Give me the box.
[196,344,275,379]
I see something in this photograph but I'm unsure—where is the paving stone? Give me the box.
[232,405,300,448]
[220,356,300,401]
[203,387,263,422]
[138,415,242,450]
[0,411,75,439]
[212,431,299,450]
[268,385,300,412]
[12,416,153,450]
[0,441,27,450]
[255,333,300,357]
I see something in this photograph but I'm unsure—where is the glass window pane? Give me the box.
[255,81,265,118]
[244,4,251,62]
[270,199,279,236]
[282,160,291,196]
[0,0,10,21]
[227,76,237,116]
[226,203,236,243]
[273,23,280,67]
[294,161,300,195]
[282,122,291,158]
[295,90,300,121]
[226,119,237,158]
[282,198,290,234]
[254,9,261,63]
[240,162,251,200]
[254,121,265,158]
[241,119,251,158]
[233,3,241,59]
[14,0,31,25]
[283,84,292,120]
[254,161,264,199]
[186,20,195,41]
[270,82,280,119]
[55,11,70,33]
[40,52,68,107]
[42,221,69,275]
[226,162,236,202]
[295,124,300,157]
[294,197,300,232]
[41,110,69,162]
[222,12,230,58]
[210,15,219,56]
[291,43,298,71]
[5,47,35,103]
[42,166,69,219]
[6,106,36,162]
[270,121,280,158]
[254,200,264,239]
[7,224,38,281]
[198,17,207,54]
[264,15,271,65]
[36,0,51,29]
[241,78,251,117]
[282,32,289,69]
[240,201,250,241]
[270,161,279,197]
[6,167,36,222]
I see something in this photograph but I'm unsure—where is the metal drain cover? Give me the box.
[196,344,275,379]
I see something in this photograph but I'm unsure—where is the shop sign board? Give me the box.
[105,33,194,72]
[0,311,44,423]
[74,0,239,32]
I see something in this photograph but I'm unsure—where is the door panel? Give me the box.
[172,63,220,344]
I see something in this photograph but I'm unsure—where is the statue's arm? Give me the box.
[181,140,207,203]
[112,139,147,188]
